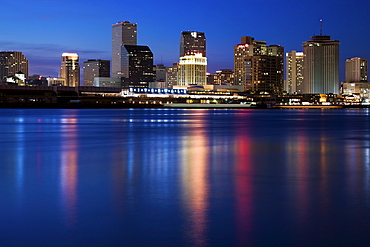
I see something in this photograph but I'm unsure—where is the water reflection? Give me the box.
[181,111,209,246]
[2,109,370,246]
[15,117,25,206]
[60,113,79,226]
[234,125,253,246]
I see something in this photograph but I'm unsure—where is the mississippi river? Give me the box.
[1,108,370,246]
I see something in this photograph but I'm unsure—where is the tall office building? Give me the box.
[83,59,110,86]
[112,21,137,78]
[303,34,339,94]
[178,31,207,86]
[345,57,368,82]
[286,51,304,94]
[234,36,284,93]
[178,54,207,86]
[180,31,206,57]
[121,45,154,88]
[60,53,80,87]
[166,63,179,88]
[0,51,29,82]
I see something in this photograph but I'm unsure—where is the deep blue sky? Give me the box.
[1,0,369,80]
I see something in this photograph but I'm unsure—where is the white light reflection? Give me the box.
[15,117,25,205]
[181,111,209,246]
[59,115,79,227]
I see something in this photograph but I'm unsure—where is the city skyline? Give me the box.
[1,0,369,80]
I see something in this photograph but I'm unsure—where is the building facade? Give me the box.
[0,51,29,82]
[60,53,80,87]
[83,59,110,86]
[345,57,368,82]
[166,63,179,88]
[286,51,304,94]
[180,31,206,57]
[211,69,234,85]
[303,35,339,94]
[121,45,154,88]
[234,36,284,93]
[178,54,207,86]
[112,21,137,78]
[94,77,122,88]
[178,31,207,86]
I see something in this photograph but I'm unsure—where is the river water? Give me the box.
[1,108,370,246]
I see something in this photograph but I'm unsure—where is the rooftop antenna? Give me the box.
[320,19,323,35]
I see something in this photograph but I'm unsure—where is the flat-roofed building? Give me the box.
[178,54,207,86]
[83,59,110,86]
[286,51,304,94]
[303,34,339,94]
[112,21,137,78]
[346,57,368,83]
[0,51,29,82]
[60,53,80,87]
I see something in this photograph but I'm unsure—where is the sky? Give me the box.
[1,0,370,81]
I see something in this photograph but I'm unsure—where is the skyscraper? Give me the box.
[345,57,368,82]
[0,51,29,82]
[83,59,110,86]
[112,21,137,78]
[60,53,80,87]
[303,34,339,94]
[180,31,206,57]
[120,45,154,88]
[178,54,207,86]
[178,31,207,86]
[286,50,304,94]
[234,36,284,93]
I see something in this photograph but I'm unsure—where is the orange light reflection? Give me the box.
[181,111,209,246]
[60,115,78,227]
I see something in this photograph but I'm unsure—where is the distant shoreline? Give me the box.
[0,102,369,109]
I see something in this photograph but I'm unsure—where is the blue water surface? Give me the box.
[0,108,370,246]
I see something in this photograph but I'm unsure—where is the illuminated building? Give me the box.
[83,59,110,86]
[286,51,304,94]
[155,64,168,82]
[303,33,339,94]
[60,53,80,87]
[150,64,168,89]
[180,31,206,57]
[178,54,207,86]
[47,77,66,86]
[0,51,29,82]
[345,57,368,82]
[166,63,179,88]
[6,71,26,86]
[121,45,154,88]
[234,36,284,93]
[210,69,234,85]
[94,77,122,88]
[112,21,137,78]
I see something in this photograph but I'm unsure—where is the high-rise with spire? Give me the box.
[302,20,340,94]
